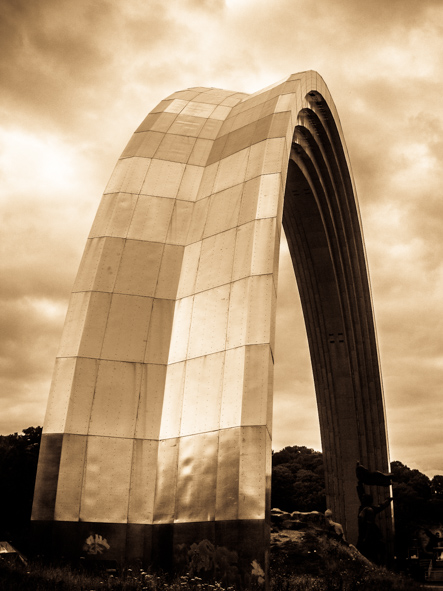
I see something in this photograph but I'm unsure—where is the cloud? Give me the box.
[0,0,181,136]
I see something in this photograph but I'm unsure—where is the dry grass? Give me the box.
[0,531,423,591]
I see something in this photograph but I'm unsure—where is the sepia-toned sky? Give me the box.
[1,0,442,477]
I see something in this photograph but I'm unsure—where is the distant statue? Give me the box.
[422,528,443,562]
[356,480,393,564]
[325,509,346,543]
[356,461,393,487]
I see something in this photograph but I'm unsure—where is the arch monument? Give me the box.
[32,71,393,583]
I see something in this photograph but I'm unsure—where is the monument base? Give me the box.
[31,519,269,587]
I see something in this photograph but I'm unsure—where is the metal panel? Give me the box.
[226,278,249,350]
[151,99,176,113]
[268,111,291,139]
[89,193,139,239]
[58,292,112,359]
[176,165,204,202]
[159,362,186,438]
[31,433,63,520]
[145,298,175,364]
[73,237,124,294]
[207,134,228,165]
[199,118,223,140]
[220,347,245,429]
[185,198,209,244]
[153,437,179,523]
[241,344,271,427]
[54,434,87,521]
[261,96,280,118]
[140,159,185,199]
[215,427,240,520]
[88,360,143,438]
[265,427,272,510]
[80,436,134,523]
[100,294,153,363]
[275,93,295,114]
[88,193,116,238]
[155,244,184,300]
[113,240,163,297]
[195,229,236,293]
[196,161,219,200]
[128,439,159,524]
[180,352,225,436]
[65,357,100,435]
[175,431,218,522]
[165,89,200,101]
[181,101,217,118]
[261,137,287,176]
[127,195,175,243]
[134,364,167,439]
[246,274,274,346]
[135,113,160,133]
[221,121,256,160]
[227,275,274,350]
[193,89,233,104]
[149,112,177,133]
[211,105,232,120]
[239,174,282,223]
[254,110,283,146]
[231,107,261,132]
[176,241,201,299]
[218,115,236,137]
[251,218,278,277]
[43,357,76,433]
[166,200,194,245]
[203,184,243,238]
[188,284,230,359]
[57,292,89,358]
[238,177,260,226]
[238,426,267,520]
[213,148,249,194]
[106,192,139,238]
[221,92,248,107]
[232,222,254,282]
[105,157,151,195]
[266,346,274,435]
[121,131,164,159]
[188,138,213,167]
[167,296,193,364]
[154,134,196,163]
[256,174,281,219]
[163,99,188,114]
[168,115,206,137]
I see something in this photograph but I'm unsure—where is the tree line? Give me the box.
[1,429,442,558]
[272,445,443,556]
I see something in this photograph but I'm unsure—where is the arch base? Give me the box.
[32,520,269,585]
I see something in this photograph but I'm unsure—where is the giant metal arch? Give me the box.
[32,71,393,583]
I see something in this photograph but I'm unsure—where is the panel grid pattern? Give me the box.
[33,72,391,563]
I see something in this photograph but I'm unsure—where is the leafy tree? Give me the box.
[272,448,443,559]
[271,446,326,512]
[0,426,42,548]
[431,475,443,497]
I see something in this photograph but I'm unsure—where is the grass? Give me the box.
[0,530,423,591]
[270,529,423,591]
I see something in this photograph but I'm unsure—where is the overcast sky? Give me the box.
[1,0,442,478]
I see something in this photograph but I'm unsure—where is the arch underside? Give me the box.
[32,71,392,579]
